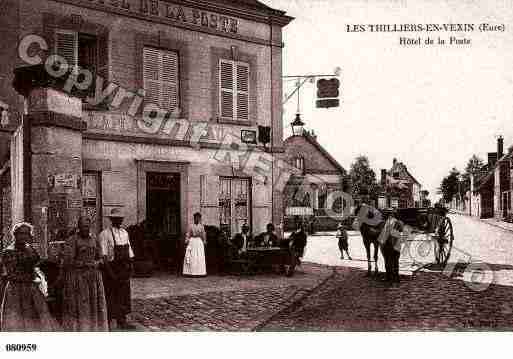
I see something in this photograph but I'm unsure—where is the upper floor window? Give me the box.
[55,30,98,73]
[219,59,249,121]
[143,47,179,112]
[393,172,399,179]
[294,156,304,172]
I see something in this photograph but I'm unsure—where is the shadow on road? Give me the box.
[259,264,513,331]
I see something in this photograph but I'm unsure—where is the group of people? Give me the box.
[182,215,309,277]
[0,207,135,331]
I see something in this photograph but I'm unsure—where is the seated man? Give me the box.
[255,223,279,247]
[232,224,252,255]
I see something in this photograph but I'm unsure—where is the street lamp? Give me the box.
[291,113,305,136]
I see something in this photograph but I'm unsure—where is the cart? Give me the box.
[384,206,454,270]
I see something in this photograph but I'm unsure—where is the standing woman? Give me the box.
[0,222,59,331]
[60,216,108,331]
[183,212,207,277]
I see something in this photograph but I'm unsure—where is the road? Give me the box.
[260,214,513,330]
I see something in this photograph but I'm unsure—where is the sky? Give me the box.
[261,0,513,200]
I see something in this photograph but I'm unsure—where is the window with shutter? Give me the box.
[219,59,250,121]
[55,30,78,71]
[143,47,179,112]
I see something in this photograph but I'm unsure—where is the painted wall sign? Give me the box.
[53,173,79,189]
[86,0,240,34]
[85,112,258,147]
[67,199,83,209]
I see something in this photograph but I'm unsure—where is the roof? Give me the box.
[476,151,512,191]
[284,132,346,176]
[206,0,291,17]
[389,161,421,186]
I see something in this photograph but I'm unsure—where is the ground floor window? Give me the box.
[219,177,251,239]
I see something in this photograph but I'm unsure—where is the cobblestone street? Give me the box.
[260,214,513,330]
[127,263,333,331]
[126,214,513,331]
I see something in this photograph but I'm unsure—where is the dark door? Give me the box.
[146,172,181,266]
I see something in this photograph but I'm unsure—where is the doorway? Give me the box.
[146,172,181,266]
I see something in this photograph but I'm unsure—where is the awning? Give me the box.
[286,206,313,216]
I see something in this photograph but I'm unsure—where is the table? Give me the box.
[228,246,297,276]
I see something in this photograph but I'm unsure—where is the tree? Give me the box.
[439,167,460,203]
[461,154,485,193]
[465,154,485,175]
[349,155,379,201]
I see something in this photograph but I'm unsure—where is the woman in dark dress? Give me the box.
[61,216,108,331]
[0,222,59,331]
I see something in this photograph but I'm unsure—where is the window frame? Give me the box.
[218,59,250,122]
[143,46,181,114]
[218,176,252,238]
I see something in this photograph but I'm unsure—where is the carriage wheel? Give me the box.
[434,217,454,266]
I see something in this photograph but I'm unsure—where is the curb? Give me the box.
[253,266,337,331]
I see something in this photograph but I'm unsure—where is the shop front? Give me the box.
[1,0,293,270]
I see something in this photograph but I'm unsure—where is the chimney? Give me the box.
[498,135,504,159]
[381,169,387,186]
[393,158,397,166]
[488,152,498,167]
[310,129,317,140]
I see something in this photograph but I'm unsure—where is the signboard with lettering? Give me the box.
[54,173,78,188]
[84,111,259,147]
[80,0,240,34]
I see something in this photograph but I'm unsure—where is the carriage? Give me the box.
[383,205,454,268]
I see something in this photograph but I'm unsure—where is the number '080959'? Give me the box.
[5,344,37,352]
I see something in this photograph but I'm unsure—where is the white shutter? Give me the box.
[219,60,234,119]
[143,47,161,107]
[55,30,78,71]
[143,47,179,111]
[161,51,179,111]
[236,63,249,120]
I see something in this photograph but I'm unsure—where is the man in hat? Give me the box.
[377,208,404,284]
[98,208,135,330]
[232,223,252,255]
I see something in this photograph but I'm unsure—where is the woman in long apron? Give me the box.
[0,222,59,331]
[60,216,108,331]
[183,213,207,277]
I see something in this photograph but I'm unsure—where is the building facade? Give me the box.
[378,158,422,209]
[282,130,350,231]
[0,0,293,263]
[473,137,511,219]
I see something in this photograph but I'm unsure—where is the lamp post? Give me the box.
[290,113,305,137]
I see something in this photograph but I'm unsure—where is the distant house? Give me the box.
[474,136,511,219]
[378,158,422,209]
[283,130,350,231]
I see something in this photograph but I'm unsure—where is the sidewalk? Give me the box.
[127,262,334,331]
[450,210,513,233]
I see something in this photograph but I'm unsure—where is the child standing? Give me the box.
[336,223,351,260]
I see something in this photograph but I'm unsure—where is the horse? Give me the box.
[353,204,385,276]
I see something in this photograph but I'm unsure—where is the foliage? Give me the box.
[461,154,485,193]
[439,167,460,203]
[349,155,379,200]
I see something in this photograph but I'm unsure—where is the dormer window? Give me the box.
[294,156,304,172]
